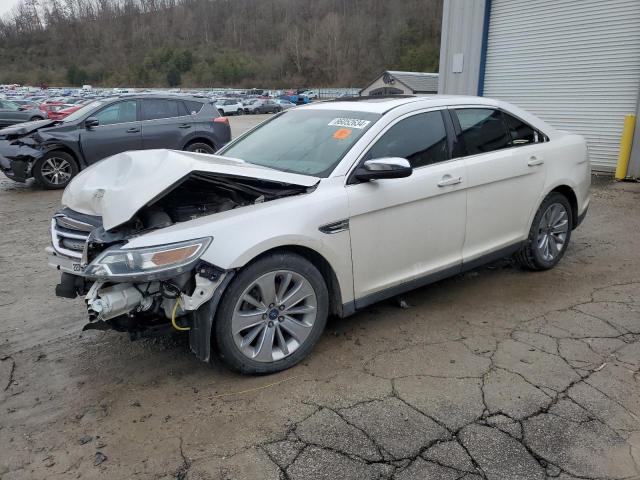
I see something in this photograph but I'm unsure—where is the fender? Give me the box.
[527,179,580,233]
[35,139,87,168]
[202,232,354,309]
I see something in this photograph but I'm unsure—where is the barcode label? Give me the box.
[328,118,371,129]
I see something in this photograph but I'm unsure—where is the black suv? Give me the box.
[0,95,231,189]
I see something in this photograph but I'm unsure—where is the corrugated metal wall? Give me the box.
[482,0,640,171]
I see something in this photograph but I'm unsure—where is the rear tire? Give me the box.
[515,192,573,271]
[214,253,329,374]
[185,142,215,154]
[32,151,78,189]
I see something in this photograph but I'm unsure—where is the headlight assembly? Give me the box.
[83,237,212,281]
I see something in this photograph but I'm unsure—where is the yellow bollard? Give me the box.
[615,114,636,180]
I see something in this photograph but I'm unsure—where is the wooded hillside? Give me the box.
[0,0,442,88]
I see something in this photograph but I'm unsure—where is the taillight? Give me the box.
[214,117,229,124]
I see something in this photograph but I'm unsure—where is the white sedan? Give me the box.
[47,95,590,374]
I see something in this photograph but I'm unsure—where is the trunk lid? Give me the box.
[62,149,319,230]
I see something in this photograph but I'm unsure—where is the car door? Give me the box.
[140,98,190,150]
[0,100,11,125]
[265,100,275,113]
[451,107,547,264]
[346,110,468,303]
[0,100,24,125]
[80,99,142,164]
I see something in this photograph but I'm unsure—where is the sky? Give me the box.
[0,0,22,17]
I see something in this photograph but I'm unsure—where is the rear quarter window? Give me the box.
[503,112,546,145]
[183,100,203,115]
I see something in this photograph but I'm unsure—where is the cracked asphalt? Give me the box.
[1,115,640,479]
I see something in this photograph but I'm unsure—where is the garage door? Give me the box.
[482,0,640,171]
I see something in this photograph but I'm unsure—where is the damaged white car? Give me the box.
[47,96,590,374]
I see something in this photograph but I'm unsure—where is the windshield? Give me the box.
[63,100,107,123]
[219,109,380,177]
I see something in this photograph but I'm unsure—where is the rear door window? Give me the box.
[141,99,181,121]
[454,108,510,155]
[366,111,449,168]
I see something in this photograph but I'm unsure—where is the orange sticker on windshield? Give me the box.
[333,128,352,140]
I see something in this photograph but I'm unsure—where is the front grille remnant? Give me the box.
[50,214,93,260]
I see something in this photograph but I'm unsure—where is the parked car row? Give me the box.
[0,94,231,189]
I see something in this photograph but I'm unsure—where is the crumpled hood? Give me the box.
[0,119,56,139]
[61,149,319,230]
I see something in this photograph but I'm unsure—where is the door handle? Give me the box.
[527,156,544,166]
[178,124,191,129]
[437,175,462,187]
[126,127,140,133]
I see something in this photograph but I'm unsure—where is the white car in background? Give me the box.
[47,95,590,374]
[215,98,244,116]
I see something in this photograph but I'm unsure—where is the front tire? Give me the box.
[214,253,329,374]
[32,151,78,189]
[515,192,573,270]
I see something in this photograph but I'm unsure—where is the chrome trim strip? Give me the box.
[319,219,350,234]
[50,218,85,259]
[54,214,94,232]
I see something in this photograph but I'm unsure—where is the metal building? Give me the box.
[360,71,439,96]
[438,0,640,174]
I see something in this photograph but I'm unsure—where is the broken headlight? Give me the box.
[83,237,212,281]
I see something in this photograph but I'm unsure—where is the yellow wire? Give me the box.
[171,297,191,331]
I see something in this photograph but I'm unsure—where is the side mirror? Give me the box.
[84,117,99,129]
[354,158,412,182]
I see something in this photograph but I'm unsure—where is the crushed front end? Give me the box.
[0,132,46,182]
[46,205,234,362]
[46,162,313,362]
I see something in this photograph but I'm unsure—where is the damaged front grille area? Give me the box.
[50,211,100,260]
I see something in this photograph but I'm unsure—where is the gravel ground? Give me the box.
[1,114,639,479]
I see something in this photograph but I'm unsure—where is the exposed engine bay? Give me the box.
[82,172,310,265]
[49,171,312,357]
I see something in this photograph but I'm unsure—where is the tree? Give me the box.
[166,67,181,87]
[66,64,88,86]
[0,0,443,87]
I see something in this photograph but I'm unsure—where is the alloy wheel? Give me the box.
[536,203,569,261]
[231,270,318,363]
[40,157,72,185]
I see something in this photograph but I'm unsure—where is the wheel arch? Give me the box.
[183,137,216,151]
[548,184,578,229]
[40,144,81,167]
[240,245,345,318]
